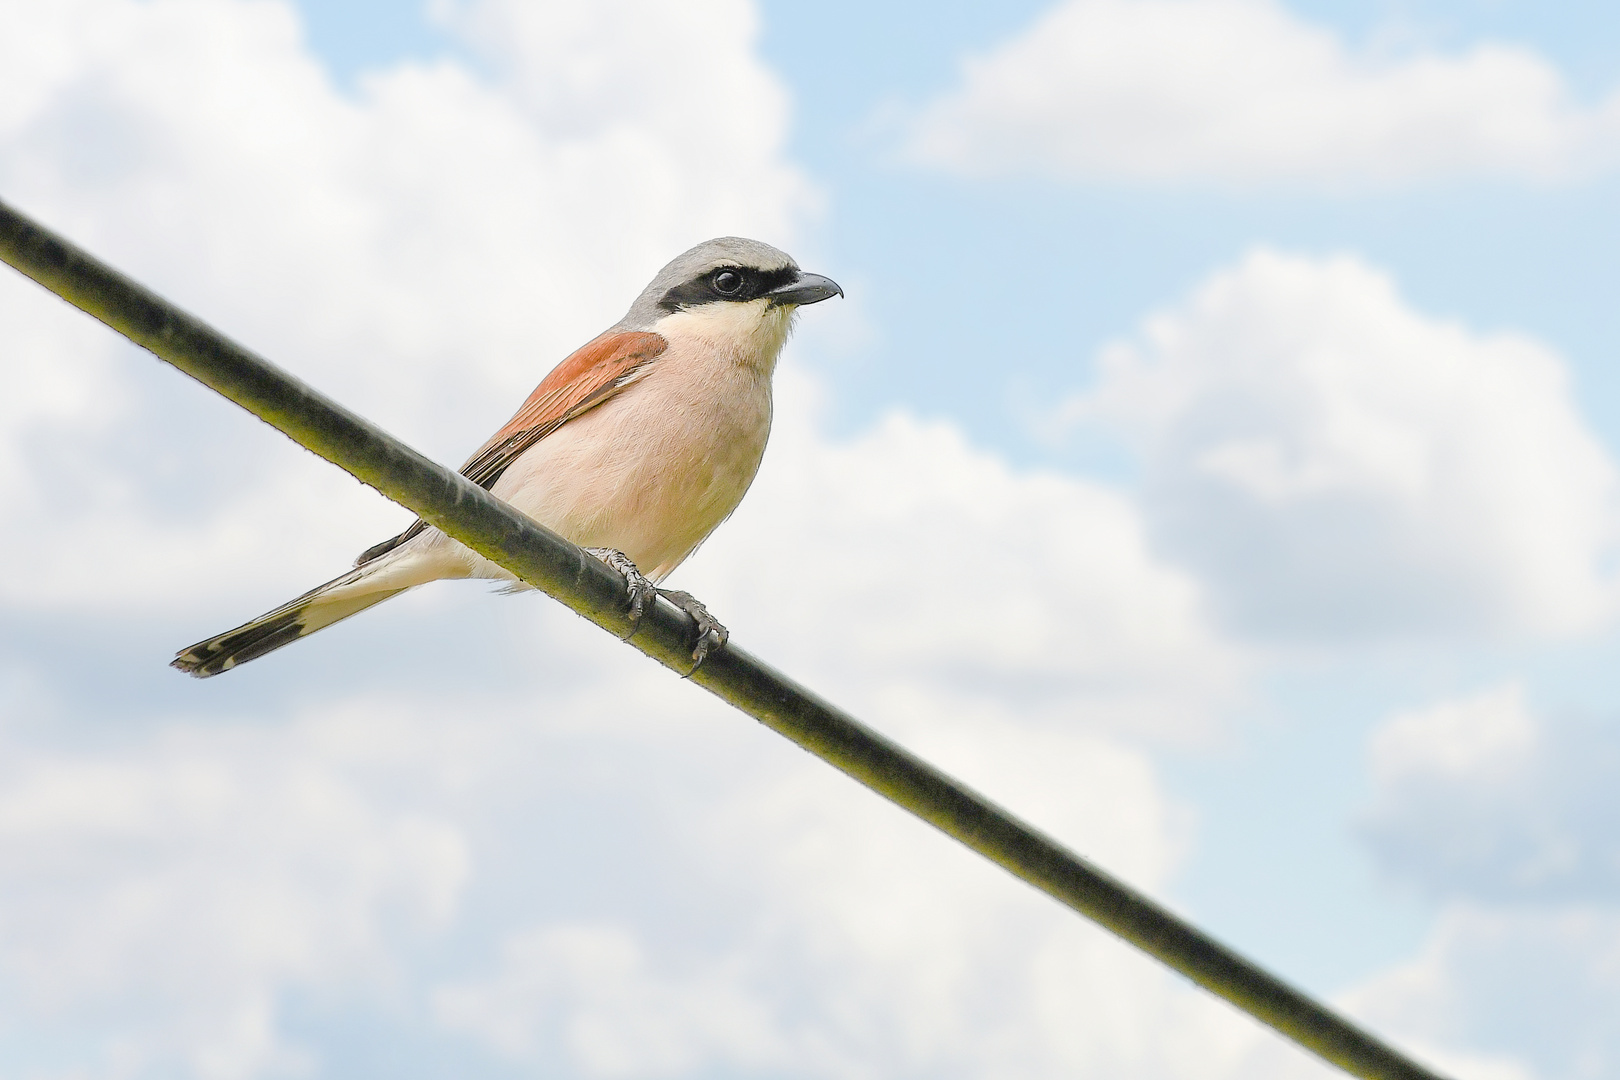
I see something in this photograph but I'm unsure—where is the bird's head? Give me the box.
[618,237,842,368]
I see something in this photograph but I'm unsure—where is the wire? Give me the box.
[0,196,1448,1080]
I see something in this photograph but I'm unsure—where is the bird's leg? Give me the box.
[582,549,728,665]
[584,548,658,626]
[657,589,729,666]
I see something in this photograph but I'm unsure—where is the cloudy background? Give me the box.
[2,0,1618,1077]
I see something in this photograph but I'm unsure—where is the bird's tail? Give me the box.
[171,563,409,678]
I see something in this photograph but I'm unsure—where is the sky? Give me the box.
[1,1,1619,1078]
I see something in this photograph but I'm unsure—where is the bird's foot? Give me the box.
[583,550,728,665]
[585,547,658,626]
[657,589,729,667]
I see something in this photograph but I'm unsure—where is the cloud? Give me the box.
[433,921,792,1073]
[17,0,1594,1076]
[1346,686,1620,1079]
[1362,683,1620,905]
[1058,249,1620,641]
[0,1,1277,1076]
[0,0,813,616]
[901,0,1620,188]
[0,704,469,1078]
[1349,905,1620,1080]
[422,682,1275,1080]
[0,362,1256,1078]
[685,371,1242,740]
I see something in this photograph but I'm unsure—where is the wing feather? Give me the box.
[355,330,668,565]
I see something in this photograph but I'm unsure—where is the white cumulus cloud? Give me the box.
[902,0,1620,188]
[1346,686,1620,1079]
[0,0,1277,1076]
[1362,683,1620,904]
[0,0,812,616]
[0,705,469,1078]
[684,371,1242,740]
[1059,248,1620,641]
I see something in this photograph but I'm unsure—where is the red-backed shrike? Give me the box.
[172,237,842,677]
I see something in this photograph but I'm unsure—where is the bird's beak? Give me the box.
[767,271,843,307]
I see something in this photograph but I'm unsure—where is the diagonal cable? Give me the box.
[0,196,1447,1080]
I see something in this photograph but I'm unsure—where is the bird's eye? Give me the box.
[712,269,744,295]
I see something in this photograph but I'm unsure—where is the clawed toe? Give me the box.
[583,550,728,664]
[585,548,658,627]
[657,589,729,666]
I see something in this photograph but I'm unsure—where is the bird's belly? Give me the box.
[486,371,772,581]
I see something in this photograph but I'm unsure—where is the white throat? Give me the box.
[652,298,796,377]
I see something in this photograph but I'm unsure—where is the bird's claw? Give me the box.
[657,589,729,667]
[583,550,728,665]
[585,548,658,629]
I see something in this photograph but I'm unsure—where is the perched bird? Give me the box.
[171,237,842,678]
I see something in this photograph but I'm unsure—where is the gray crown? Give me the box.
[617,237,799,330]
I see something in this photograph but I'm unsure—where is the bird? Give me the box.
[171,237,842,678]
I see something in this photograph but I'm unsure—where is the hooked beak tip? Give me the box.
[768,271,843,307]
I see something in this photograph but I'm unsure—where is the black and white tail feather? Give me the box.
[170,537,415,678]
